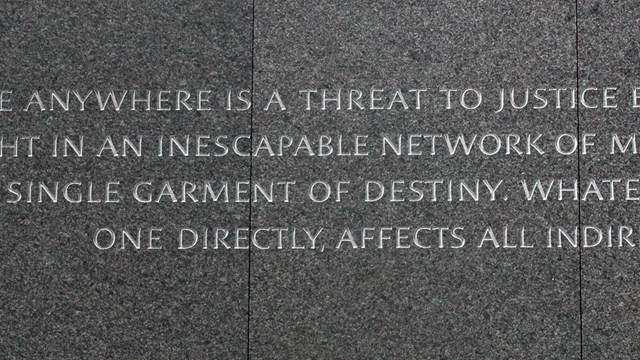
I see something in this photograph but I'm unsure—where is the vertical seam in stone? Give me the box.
[247,0,256,358]
[575,0,584,358]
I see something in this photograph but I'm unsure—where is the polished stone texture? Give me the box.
[0,1,252,358]
[579,1,640,358]
[1,0,637,358]
[250,1,580,358]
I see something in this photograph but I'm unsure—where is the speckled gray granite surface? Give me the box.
[579,1,640,359]
[0,1,637,359]
[250,1,580,359]
[0,1,252,359]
